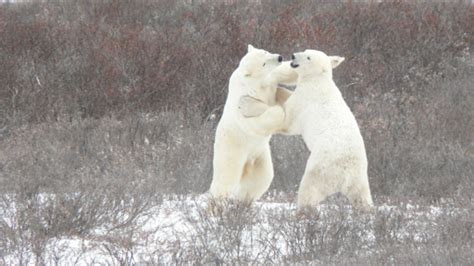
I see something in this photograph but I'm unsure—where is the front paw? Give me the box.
[266,105,285,124]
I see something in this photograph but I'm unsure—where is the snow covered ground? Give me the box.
[1,194,472,265]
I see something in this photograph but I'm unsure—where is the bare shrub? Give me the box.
[177,199,262,265]
[1,194,472,264]
[0,112,206,263]
[0,191,160,264]
[146,197,472,264]
[0,111,215,194]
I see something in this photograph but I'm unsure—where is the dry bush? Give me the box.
[0,192,159,265]
[1,193,472,263]
[179,199,262,265]
[257,200,471,264]
[146,197,472,264]
[1,1,470,123]
[0,112,212,263]
[0,111,215,194]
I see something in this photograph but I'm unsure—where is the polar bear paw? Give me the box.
[264,105,285,127]
[267,105,284,118]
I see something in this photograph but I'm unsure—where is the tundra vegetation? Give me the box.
[0,0,472,264]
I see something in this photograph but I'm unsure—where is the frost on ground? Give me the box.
[1,193,472,265]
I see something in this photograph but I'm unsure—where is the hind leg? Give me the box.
[235,147,274,202]
[297,152,350,209]
[207,140,247,216]
[346,176,374,211]
[297,179,331,209]
[297,161,338,209]
[209,139,246,199]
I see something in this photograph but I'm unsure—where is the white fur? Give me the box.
[209,45,285,202]
[280,49,374,210]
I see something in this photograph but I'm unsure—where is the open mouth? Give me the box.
[290,62,299,68]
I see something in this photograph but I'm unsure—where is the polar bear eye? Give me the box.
[262,63,266,67]
[307,56,311,60]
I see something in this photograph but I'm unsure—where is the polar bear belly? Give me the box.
[300,104,363,155]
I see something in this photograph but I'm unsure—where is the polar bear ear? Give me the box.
[247,44,255,53]
[329,56,345,69]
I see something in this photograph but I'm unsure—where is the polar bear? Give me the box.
[240,49,373,210]
[209,45,293,203]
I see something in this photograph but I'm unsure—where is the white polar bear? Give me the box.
[209,45,292,202]
[240,49,373,210]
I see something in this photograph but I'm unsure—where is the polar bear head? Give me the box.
[239,44,283,78]
[290,49,344,79]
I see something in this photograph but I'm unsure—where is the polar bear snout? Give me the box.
[269,54,282,63]
[290,54,300,68]
[264,53,283,66]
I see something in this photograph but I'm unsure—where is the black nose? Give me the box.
[278,55,283,62]
[291,54,295,60]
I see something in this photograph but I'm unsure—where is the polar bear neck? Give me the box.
[295,75,341,101]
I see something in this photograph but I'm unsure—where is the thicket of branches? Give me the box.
[1,1,472,123]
